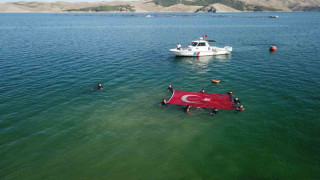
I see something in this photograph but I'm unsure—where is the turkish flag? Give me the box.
[203,35,208,38]
[167,90,234,109]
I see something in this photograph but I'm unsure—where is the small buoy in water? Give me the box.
[270,46,277,51]
[211,79,220,84]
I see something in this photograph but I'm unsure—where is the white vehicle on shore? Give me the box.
[169,37,232,57]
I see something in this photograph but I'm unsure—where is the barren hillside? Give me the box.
[0,0,319,12]
[242,0,320,11]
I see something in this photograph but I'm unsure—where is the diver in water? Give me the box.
[200,89,205,93]
[185,105,191,114]
[93,83,103,90]
[228,90,233,96]
[210,108,219,115]
[233,97,241,105]
[167,85,173,92]
[160,99,167,106]
[236,105,244,112]
[97,83,103,89]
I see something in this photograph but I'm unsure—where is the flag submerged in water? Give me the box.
[167,90,235,109]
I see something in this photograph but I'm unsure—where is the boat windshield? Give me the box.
[191,42,198,46]
[198,42,206,46]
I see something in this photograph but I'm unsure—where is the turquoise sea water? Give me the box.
[0,12,320,179]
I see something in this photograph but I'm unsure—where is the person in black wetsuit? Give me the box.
[228,90,233,96]
[185,105,191,113]
[200,89,205,93]
[210,108,219,115]
[160,99,167,106]
[97,83,103,89]
[236,105,244,112]
[167,85,173,92]
[233,97,241,105]
[93,83,103,90]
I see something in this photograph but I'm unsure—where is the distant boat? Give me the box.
[269,15,279,18]
[145,15,152,18]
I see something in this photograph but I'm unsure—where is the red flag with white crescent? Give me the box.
[167,90,234,109]
[203,34,208,38]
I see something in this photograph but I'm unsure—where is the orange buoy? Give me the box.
[270,46,277,51]
[211,79,220,84]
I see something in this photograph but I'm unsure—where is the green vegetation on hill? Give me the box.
[66,5,135,12]
[13,2,43,8]
[153,0,280,11]
[182,0,246,10]
[153,0,179,7]
[289,5,320,11]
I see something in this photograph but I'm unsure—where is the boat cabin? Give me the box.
[188,38,210,51]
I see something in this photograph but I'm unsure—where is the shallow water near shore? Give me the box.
[0,12,320,179]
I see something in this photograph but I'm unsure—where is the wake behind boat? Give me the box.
[169,36,232,57]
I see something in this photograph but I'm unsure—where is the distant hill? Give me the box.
[0,0,319,12]
[153,0,320,12]
[241,0,320,11]
[153,0,280,11]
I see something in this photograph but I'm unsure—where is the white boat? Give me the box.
[169,37,232,57]
[269,15,278,18]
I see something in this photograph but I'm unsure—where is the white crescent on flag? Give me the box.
[181,95,201,103]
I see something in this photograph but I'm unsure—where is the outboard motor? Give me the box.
[224,46,232,52]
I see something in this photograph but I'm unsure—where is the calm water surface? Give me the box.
[0,12,320,179]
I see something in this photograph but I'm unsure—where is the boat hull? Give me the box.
[169,47,232,57]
